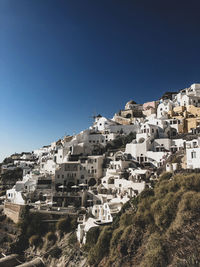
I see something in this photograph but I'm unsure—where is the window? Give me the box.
[62,175,64,179]
[57,175,60,178]
[191,151,196,158]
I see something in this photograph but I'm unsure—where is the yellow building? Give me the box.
[168,104,200,133]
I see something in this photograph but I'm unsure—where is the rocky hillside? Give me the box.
[85,172,200,267]
[2,172,200,266]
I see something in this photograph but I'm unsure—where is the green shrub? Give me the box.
[88,226,112,266]
[159,172,173,181]
[49,246,62,258]
[0,190,6,197]
[86,227,100,248]
[68,232,77,246]
[110,227,123,248]
[120,212,134,227]
[141,233,167,267]
[45,231,57,243]
[29,235,42,247]
[180,174,200,192]
[70,216,78,231]
[169,191,200,233]
[139,188,154,200]
[56,216,71,233]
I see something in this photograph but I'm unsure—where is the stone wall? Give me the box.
[4,202,26,223]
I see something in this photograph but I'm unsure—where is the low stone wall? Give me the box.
[4,202,26,223]
[0,254,19,267]
[16,257,45,267]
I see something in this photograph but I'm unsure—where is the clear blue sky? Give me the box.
[1,0,200,162]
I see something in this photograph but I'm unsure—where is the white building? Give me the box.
[186,147,200,169]
[91,116,118,132]
[157,100,173,119]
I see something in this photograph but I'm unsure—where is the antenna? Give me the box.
[89,111,97,121]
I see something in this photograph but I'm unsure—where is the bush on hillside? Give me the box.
[29,235,42,247]
[88,226,112,266]
[45,231,57,244]
[56,216,71,233]
[85,227,100,248]
[159,172,173,181]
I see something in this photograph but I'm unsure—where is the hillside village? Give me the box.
[2,83,200,247]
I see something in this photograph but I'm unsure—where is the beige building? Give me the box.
[54,155,104,189]
[168,104,200,133]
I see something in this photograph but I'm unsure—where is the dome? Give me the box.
[125,100,137,110]
[126,100,137,105]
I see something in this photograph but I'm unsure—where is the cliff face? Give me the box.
[86,172,200,267]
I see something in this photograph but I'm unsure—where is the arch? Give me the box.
[88,178,96,186]
[126,113,132,118]
[67,181,75,191]
[108,177,114,184]
[138,137,145,143]
[55,183,62,192]
[39,191,44,200]
[114,151,125,161]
